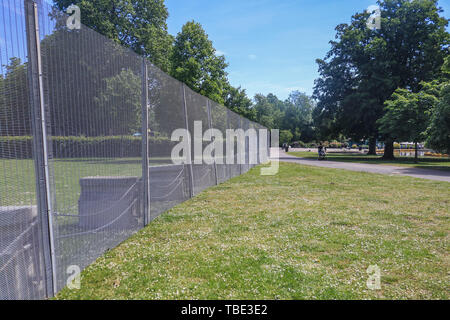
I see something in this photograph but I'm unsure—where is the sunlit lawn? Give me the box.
[55,162,449,300]
[0,158,142,209]
[288,151,450,172]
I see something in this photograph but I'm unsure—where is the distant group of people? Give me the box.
[282,143,290,152]
[282,143,327,160]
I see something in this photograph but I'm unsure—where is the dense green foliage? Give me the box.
[425,57,450,154]
[170,21,229,104]
[0,135,176,158]
[379,56,450,155]
[54,0,173,72]
[3,0,448,152]
[252,92,316,143]
[426,85,450,154]
[0,58,30,136]
[378,83,439,159]
[313,0,449,158]
[50,0,316,143]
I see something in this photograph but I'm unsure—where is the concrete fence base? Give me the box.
[78,177,141,230]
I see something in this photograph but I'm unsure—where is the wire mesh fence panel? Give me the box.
[227,109,243,178]
[248,121,256,169]
[184,86,216,195]
[37,1,146,292]
[256,121,267,165]
[146,63,192,219]
[241,118,251,173]
[1,0,269,299]
[209,100,229,184]
[0,0,48,299]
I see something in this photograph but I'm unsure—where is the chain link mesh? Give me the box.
[0,0,269,299]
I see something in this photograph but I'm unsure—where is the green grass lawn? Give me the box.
[55,162,449,300]
[288,151,450,172]
[0,156,175,210]
[0,158,142,212]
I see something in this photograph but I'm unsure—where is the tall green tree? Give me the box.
[378,83,439,161]
[222,84,255,121]
[0,58,30,136]
[253,93,284,130]
[426,83,450,155]
[170,21,229,104]
[94,69,141,135]
[279,130,294,146]
[40,24,141,136]
[313,0,449,158]
[284,91,315,142]
[54,0,173,72]
[426,57,450,154]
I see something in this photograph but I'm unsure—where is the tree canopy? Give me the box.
[425,57,450,154]
[170,21,229,104]
[53,0,173,72]
[313,0,449,158]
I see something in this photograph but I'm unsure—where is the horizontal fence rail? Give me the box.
[0,0,270,299]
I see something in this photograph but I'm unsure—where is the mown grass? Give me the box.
[0,157,152,210]
[288,151,450,172]
[55,162,449,300]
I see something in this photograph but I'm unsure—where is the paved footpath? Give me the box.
[272,150,450,183]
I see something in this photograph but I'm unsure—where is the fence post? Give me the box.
[239,117,243,175]
[206,100,218,185]
[226,109,232,179]
[141,58,150,225]
[182,84,195,197]
[24,0,56,297]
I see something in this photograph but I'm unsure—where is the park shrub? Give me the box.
[291,141,306,148]
[329,140,343,148]
[0,135,176,159]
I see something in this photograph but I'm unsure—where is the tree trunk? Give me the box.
[382,138,395,160]
[367,137,377,155]
[414,142,418,163]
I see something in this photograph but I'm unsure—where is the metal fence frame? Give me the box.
[0,0,271,299]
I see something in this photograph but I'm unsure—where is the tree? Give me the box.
[40,25,141,136]
[0,58,30,136]
[170,21,228,104]
[426,84,450,154]
[280,130,293,146]
[284,91,315,142]
[313,0,449,159]
[53,0,173,72]
[253,94,284,130]
[223,84,255,121]
[426,57,450,154]
[94,69,141,135]
[378,83,439,162]
[251,92,317,143]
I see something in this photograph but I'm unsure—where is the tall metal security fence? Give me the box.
[0,0,270,299]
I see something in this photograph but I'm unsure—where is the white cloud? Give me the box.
[215,50,226,56]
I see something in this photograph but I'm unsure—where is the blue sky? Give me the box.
[165,0,449,101]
